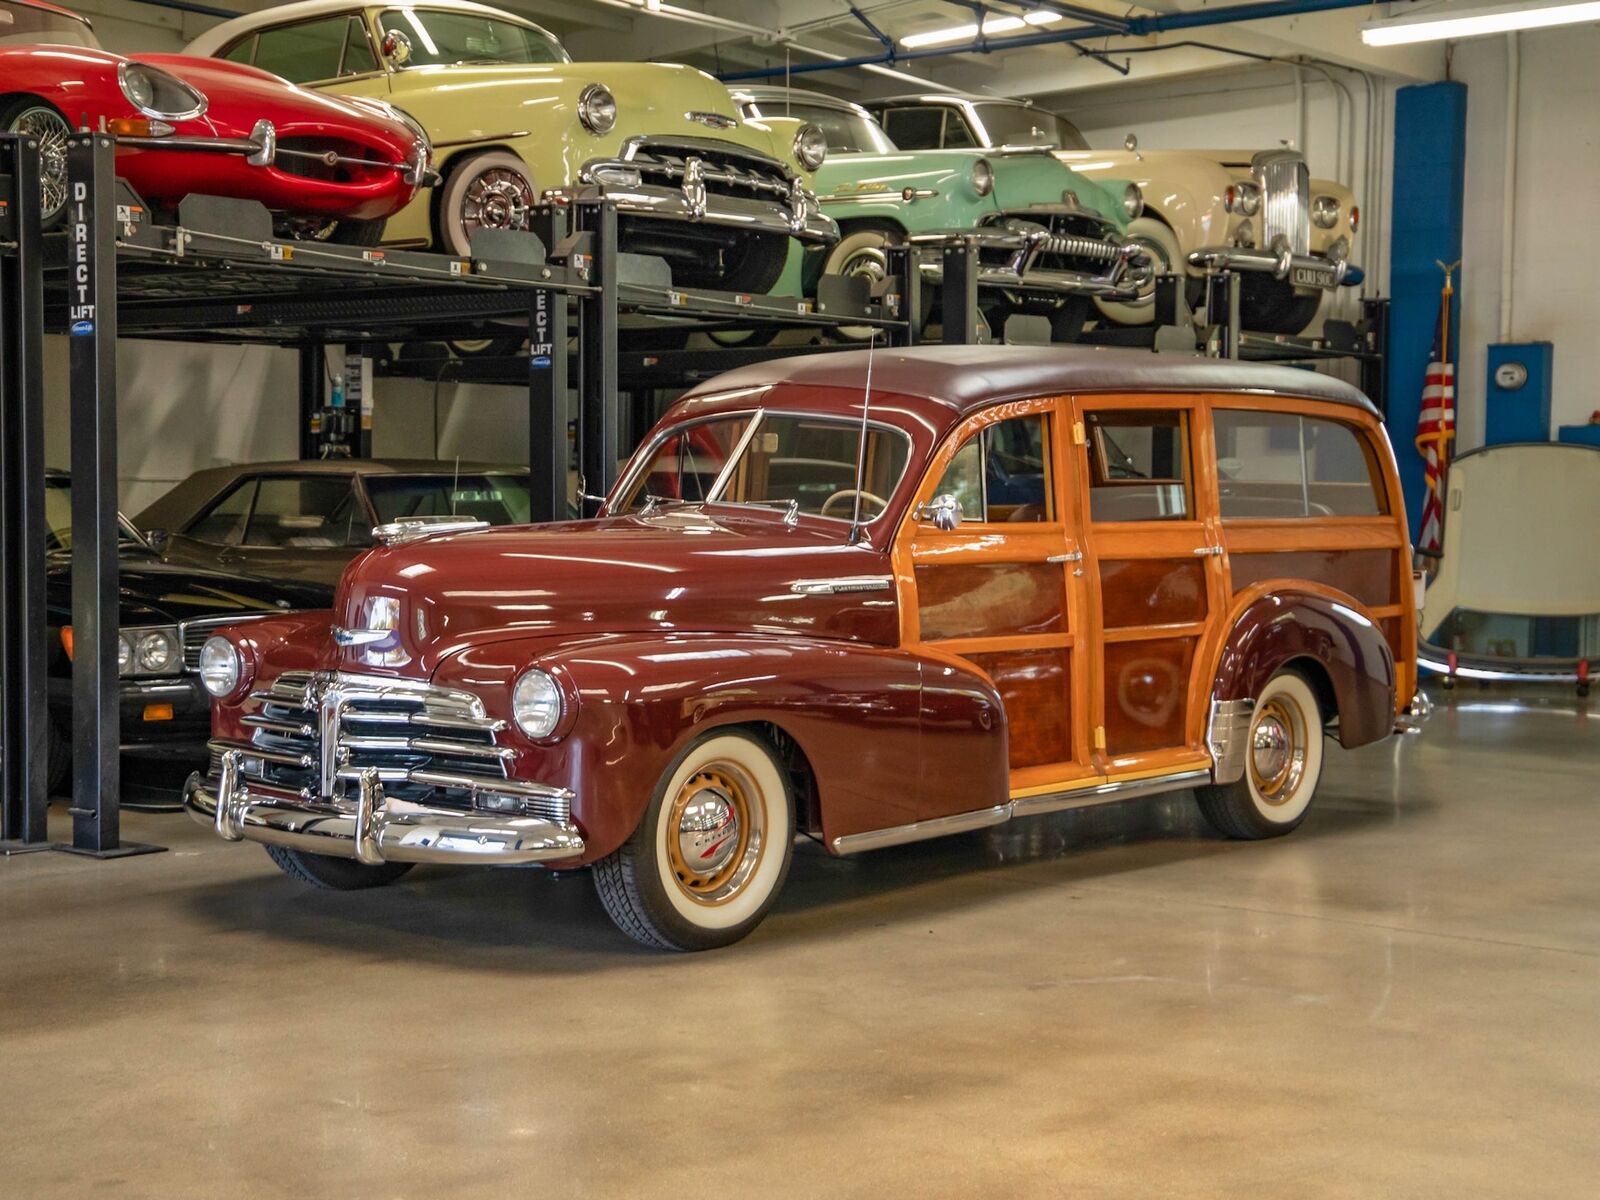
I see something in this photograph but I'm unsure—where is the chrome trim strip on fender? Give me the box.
[829,767,1214,855]
[1207,698,1256,784]
[789,575,894,595]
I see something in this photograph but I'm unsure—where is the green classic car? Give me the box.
[186,0,836,292]
[734,87,1148,337]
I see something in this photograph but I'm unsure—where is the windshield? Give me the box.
[366,473,532,526]
[378,8,568,66]
[973,103,1088,151]
[750,100,896,155]
[0,1,99,47]
[44,479,147,553]
[618,412,912,523]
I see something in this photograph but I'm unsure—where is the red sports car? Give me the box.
[0,0,431,242]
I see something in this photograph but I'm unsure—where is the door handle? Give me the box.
[1047,551,1084,563]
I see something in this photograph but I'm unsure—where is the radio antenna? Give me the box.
[847,332,877,547]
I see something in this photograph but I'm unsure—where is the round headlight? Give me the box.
[199,636,242,699]
[1239,183,1261,216]
[1312,194,1340,229]
[971,157,994,198]
[118,62,206,122]
[512,668,565,739]
[117,633,132,676]
[1121,182,1144,221]
[137,630,176,674]
[793,123,827,171]
[577,83,617,135]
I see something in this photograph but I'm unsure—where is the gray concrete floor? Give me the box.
[2,685,1597,1198]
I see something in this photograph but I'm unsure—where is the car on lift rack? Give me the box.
[870,93,1361,335]
[43,471,332,794]
[184,0,838,293]
[184,345,1420,951]
[732,87,1147,342]
[0,0,432,242]
[136,459,535,588]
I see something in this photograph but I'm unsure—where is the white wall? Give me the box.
[1452,27,1600,448]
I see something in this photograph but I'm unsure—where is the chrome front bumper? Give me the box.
[185,748,585,867]
[1188,245,1348,289]
[549,160,836,244]
[116,120,436,186]
[910,226,1152,299]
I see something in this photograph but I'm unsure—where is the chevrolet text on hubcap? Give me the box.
[666,765,763,904]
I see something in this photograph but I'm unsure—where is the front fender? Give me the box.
[1211,590,1395,749]
[431,632,1004,861]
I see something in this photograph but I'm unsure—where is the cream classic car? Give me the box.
[872,94,1359,334]
[186,0,836,292]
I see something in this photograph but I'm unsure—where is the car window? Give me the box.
[242,476,367,548]
[185,479,256,545]
[250,16,349,82]
[749,102,896,155]
[0,2,99,48]
[622,418,753,511]
[972,103,1090,151]
[943,113,977,149]
[929,414,1053,524]
[219,35,254,64]
[882,107,944,150]
[341,14,379,74]
[1214,409,1385,519]
[1086,410,1190,522]
[366,474,532,526]
[376,8,568,66]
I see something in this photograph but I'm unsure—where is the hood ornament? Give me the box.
[372,515,489,546]
[685,110,737,130]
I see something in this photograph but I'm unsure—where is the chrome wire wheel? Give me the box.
[9,104,71,223]
[664,764,765,906]
[436,150,535,256]
[462,167,532,235]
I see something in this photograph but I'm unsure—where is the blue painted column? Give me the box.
[1385,81,1467,545]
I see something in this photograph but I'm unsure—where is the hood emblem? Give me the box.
[332,596,409,666]
[686,110,737,130]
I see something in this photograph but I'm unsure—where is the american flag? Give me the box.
[1415,271,1456,555]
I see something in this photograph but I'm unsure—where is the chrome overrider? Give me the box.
[909,216,1153,300]
[183,670,584,866]
[1187,148,1348,289]
[548,135,837,243]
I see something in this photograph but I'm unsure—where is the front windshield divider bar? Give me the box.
[0,134,53,852]
[58,134,164,860]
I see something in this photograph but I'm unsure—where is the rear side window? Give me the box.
[249,16,353,82]
[1085,410,1190,522]
[881,107,944,149]
[932,414,1053,524]
[1214,410,1385,518]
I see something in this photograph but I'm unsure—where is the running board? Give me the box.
[829,767,1213,855]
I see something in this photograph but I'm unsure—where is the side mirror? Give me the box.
[918,493,964,531]
[380,28,412,65]
[146,528,169,552]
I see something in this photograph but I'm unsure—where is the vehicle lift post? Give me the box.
[0,135,51,852]
[575,199,620,516]
[60,134,161,858]
[528,206,570,524]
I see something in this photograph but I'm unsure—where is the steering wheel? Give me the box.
[820,489,888,519]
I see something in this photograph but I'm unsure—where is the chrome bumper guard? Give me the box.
[552,153,836,244]
[185,746,584,866]
[1188,245,1348,289]
[116,119,437,187]
[909,226,1152,299]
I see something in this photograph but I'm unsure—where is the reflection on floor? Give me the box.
[2,685,1596,1197]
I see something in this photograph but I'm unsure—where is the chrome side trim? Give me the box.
[1208,699,1256,785]
[830,766,1214,855]
[789,575,894,595]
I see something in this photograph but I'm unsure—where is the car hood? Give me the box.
[331,506,901,677]
[46,554,334,626]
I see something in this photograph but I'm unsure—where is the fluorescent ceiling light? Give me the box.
[900,10,1063,50]
[1362,0,1600,45]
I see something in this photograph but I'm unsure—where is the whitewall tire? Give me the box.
[594,729,795,950]
[1094,217,1186,326]
[436,151,535,257]
[1195,670,1325,839]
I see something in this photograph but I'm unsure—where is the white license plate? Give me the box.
[1291,264,1337,289]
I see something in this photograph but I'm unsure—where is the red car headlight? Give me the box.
[118,61,207,122]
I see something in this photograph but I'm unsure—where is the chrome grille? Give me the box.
[1253,149,1310,256]
[617,137,795,202]
[227,670,570,824]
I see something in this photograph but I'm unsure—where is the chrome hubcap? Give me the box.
[676,787,740,876]
[1248,696,1307,805]
[1252,716,1291,781]
[463,169,532,233]
[11,107,71,219]
[838,246,889,284]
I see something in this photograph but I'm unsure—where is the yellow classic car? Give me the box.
[185,0,836,292]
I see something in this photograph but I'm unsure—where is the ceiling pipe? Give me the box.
[719,0,1378,81]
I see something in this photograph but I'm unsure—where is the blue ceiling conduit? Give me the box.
[719,0,1377,82]
[126,0,242,20]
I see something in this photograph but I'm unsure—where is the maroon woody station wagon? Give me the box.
[186,345,1420,950]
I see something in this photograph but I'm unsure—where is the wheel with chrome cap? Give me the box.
[1195,669,1325,839]
[594,729,795,950]
[436,150,536,257]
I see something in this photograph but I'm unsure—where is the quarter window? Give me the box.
[930,414,1053,524]
[1085,410,1190,522]
[1214,410,1385,518]
[185,479,255,545]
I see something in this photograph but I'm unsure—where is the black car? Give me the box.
[44,472,332,791]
